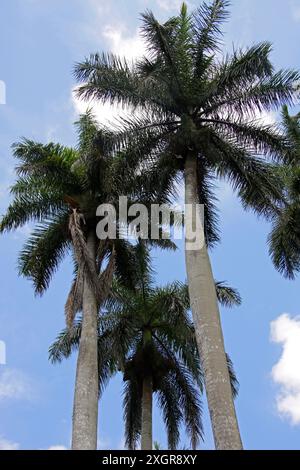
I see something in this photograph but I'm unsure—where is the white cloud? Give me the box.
[48,445,68,450]
[270,314,300,424]
[0,436,19,450]
[156,0,193,11]
[71,89,126,129]
[0,368,33,402]
[72,20,146,128]
[102,25,145,60]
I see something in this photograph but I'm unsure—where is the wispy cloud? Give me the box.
[0,368,34,402]
[0,436,19,450]
[270,314,300,425]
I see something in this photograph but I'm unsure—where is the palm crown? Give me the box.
[0,112,175,322]
[50,243,240,450]
[75,1,299,228]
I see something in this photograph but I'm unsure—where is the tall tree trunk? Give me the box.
[72,231,99,450]
[184,153,243,450]
[141,375,153,450]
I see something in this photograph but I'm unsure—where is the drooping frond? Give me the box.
[0,192,66,233]
[18,211,70,294]
[215,281,241,307]
[156,374,182,449]
[196,160,220,246]
[226,354,239,399]
[281,105,300,162]
[49,319,117,395]
[210,42,274,96]
[113,239,139,290]
[49,321,82,363]
[211,136,283,218]
[268,204,300,279]
[123,377,142,450]
[65,267,84,328]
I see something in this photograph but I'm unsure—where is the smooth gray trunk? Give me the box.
[71,231,99,450]
[141,375,153,450]
[184,154,243,450]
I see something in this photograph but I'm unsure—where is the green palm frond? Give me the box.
[192,0,229,82]
[123,377,142,450]
[215,281,241,307]
[171,365,203,449]
[49,318,117,395]
[267,107,300,278]
[0,192,66,233]
[18,211,70,294]
[156,375,182,450]
[49,321,82,363]
[268,204,300,279]
[226,354,239,399]
[210,42,274,94]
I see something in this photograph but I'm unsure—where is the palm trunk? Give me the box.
[141,375,153,450]
[71,230,99,450]
[184,153,243,450]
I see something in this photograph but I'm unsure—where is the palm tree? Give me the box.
[74,0,298,448]
[0,112,171,449]
[50,243,240,450]
[268,106,300,278]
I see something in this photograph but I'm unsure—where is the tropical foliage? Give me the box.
[1,0,300,452]
[268,106,300,278]
[74,0,299,449]
[50,243,240,449]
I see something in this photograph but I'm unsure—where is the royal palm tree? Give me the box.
[268,106,300,278]
[50,243,240,450]
[74,0,298,448]
[0,112,174,450]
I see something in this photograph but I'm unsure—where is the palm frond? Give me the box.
[156,375,182,449]
[215,281,241,307]
[123,377,142,450]
[192,0,230,75]
[49,321,82,363]
[226,354,239,398]
[268,204,300,279]
[18,211,70,294]
[65,267,84,328]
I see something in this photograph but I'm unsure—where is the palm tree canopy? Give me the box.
[0,112,178,329]
[49,242,240,450]
[75,0,299,243]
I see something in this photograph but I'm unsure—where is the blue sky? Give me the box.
[1,0,300,450]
